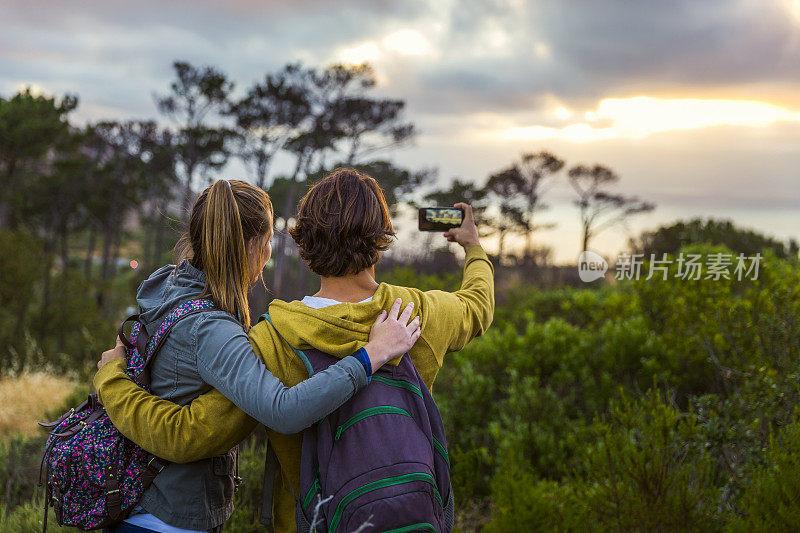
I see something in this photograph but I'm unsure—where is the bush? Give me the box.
[0,434,45,511]
[226,437,268,531]
[0,500,74,533]
[0,381,90,512]
[3,243,800,530]
[581,390,721,531]
[729,416,800,531]
[487,471,588,532]
[379,264,462,292]
[0,230,45,373]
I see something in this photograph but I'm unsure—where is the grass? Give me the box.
[0,373,76,438]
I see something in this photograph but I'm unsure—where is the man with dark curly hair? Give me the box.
[93,166,495,532]
[290,167,396,278]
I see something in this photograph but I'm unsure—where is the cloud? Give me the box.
[373,0,800,117]
[0,0,427,117]
[535,0,800,88]
[4,0,798,120]
[0,0,797,261]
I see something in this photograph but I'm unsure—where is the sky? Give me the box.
[1,0,798,263]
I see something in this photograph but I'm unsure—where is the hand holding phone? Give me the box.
[435,203,480,251]
[418,207,464,231]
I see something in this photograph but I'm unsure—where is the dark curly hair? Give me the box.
[290,167,395,277]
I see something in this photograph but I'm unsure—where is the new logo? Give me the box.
[578,250,608,282]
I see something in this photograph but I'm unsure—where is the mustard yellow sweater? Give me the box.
[94,245,494,532]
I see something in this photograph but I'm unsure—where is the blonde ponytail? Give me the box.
[175,179,273,330]
[202,180,251,328]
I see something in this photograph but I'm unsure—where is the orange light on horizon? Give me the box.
[785,0,800,22]
[382,29,431,56]
[496,96,800,142]
[337,42,381,65]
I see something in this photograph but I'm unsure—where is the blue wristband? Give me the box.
[352,347,372,383]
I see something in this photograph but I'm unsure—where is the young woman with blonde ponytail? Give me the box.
[95,179,420,533]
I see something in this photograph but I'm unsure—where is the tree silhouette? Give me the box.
[423,178,489,226]
[22,128,86,344]
[490,151,564,264]
[155,61,233,214]
[0,89,77,228]
[90,121,157,305]
[271,63,416,297]
[568,164,654,252]
[228,64,310,189]
[352,160,433,216]
[323,64,414,165]
[484,169,527,260]
[136,125,179,270]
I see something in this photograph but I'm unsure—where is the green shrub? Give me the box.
[495,285,620,331]
[581,390,721,532]
[0,229,124,378]
[0,500,75,532]
[729,417,800,531]
[487,469,588,532]
[0,434,45,511]
[226,437,268,531]
[0,230,45,373]
[379,264,462,292]
[2,244,799,529]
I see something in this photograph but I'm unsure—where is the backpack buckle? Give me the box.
[147,457,166,474]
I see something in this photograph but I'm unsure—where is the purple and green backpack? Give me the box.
[260,313,454,533]
[38,298,215,531]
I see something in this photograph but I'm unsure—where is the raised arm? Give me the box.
[424,203,495,353]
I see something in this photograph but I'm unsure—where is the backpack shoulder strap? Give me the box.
[259,440,280,532]
[135,298,216,383]
[117,314,139,349]
[259,438,300,531]
[259,312,314,376]
[257,313,308,531]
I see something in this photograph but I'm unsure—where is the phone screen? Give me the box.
[418,207,464,231]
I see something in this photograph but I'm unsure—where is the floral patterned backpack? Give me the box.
[38,298,215,531]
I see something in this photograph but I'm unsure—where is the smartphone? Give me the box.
[418,207,464,232]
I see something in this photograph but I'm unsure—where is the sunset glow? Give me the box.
[337,29,432,65]
[501,97,800,142]
[785,0,800,22]
[381,29,431,56]
[337,42,381,65]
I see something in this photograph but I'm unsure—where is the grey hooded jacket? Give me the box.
[135,260,368,530]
